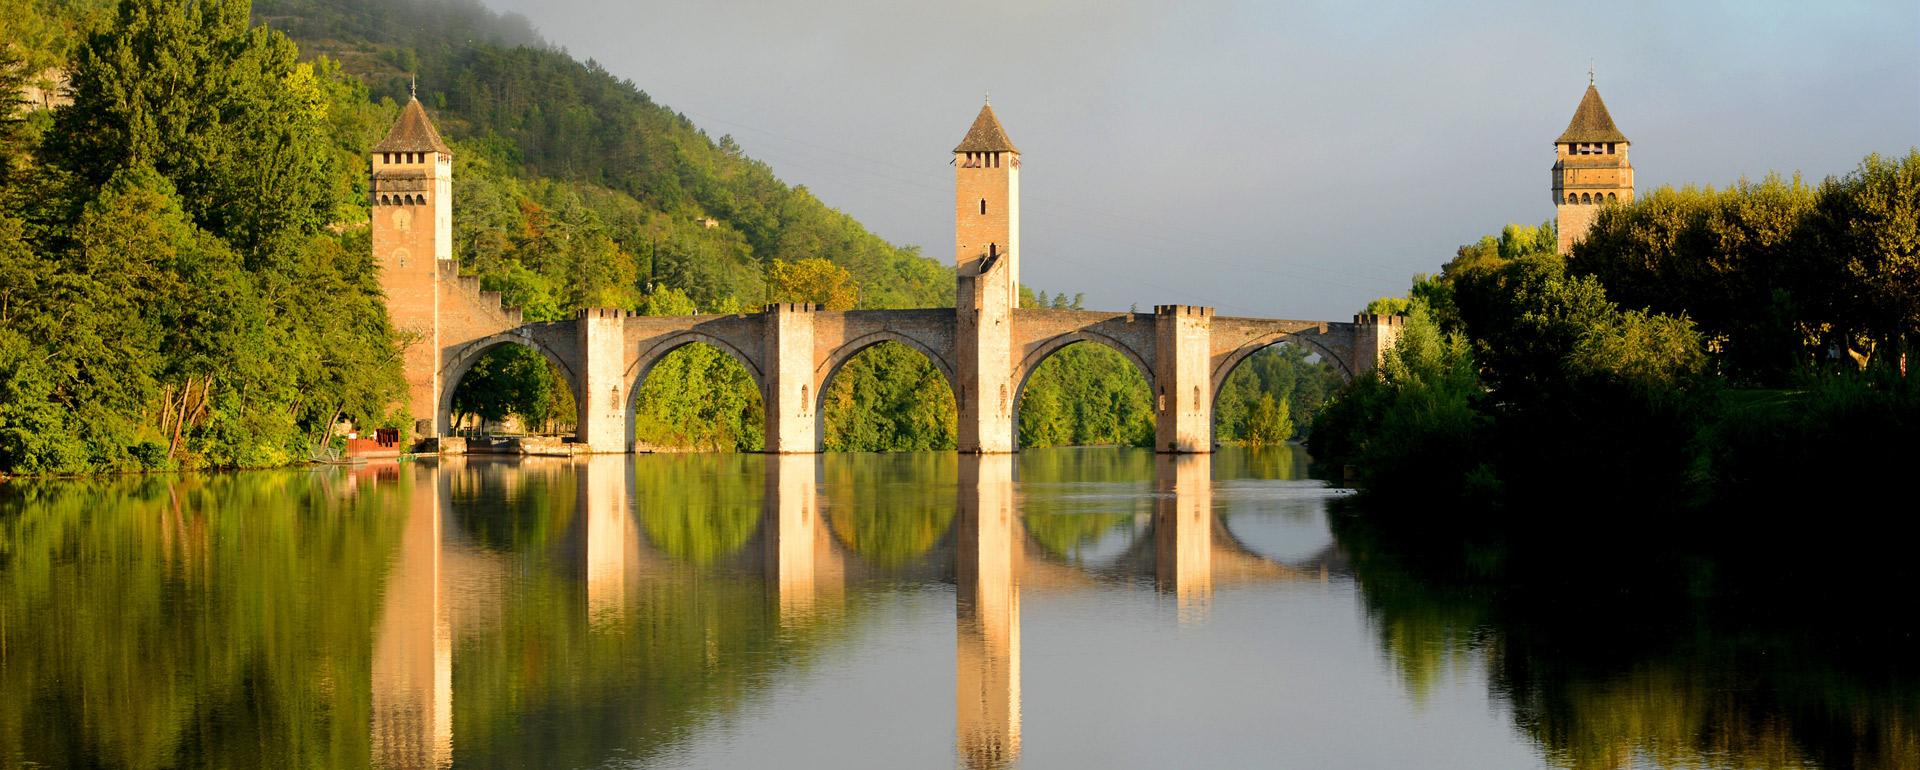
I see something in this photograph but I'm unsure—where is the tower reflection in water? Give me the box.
[582,454,636,628]
[764,454,844,626]
[1153,454,1212,622]
[370,463,451,770]
[956,454,1020,769]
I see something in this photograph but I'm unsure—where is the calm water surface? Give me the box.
[2,448,1912,769]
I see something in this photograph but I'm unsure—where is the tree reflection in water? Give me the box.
[1335,503,1920,770]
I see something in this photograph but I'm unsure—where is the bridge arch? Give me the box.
[623,330,767,450]
[625,331,765,399]
[1013,331,1158,448]
[1016,330,1156,397]
[1210,331,1354,398]
[1209,332,1353,447]
[437,331,581,437]
[812,330,961,452]
[815,330,960,405]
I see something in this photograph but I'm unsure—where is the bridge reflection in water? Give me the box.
[367,452,1337,769]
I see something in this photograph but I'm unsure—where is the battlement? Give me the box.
[577,307,638,320]
[434,262,523,325]
[1352,313,1405,326]
[1153,304,1215,318]
[762,303,825,314]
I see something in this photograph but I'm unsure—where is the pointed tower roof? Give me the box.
[954,103,1019,154]
[375,96,453,156]
[1556,84,1628,144]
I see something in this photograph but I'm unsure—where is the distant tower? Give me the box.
[955,101,1020,308]
[371,91,455,436]
[1551,75,1633,254]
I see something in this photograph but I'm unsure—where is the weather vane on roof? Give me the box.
[1589,60,1595,85]
[410,75,418,99]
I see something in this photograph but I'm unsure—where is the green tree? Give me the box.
[767,257,859,309]
[1244,393,1293,445]
[1806,151,1920,366]
[49,0,338,262]
[1362,296,1412,316]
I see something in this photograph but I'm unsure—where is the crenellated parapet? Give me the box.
[1350,313,1404,374]
[1153,304,1215,318]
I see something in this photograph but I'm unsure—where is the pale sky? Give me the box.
[479,0,1919,320]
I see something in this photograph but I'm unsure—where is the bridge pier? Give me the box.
[576,309,631,453]
[957,260,1016,453]
[1153,305,1214,453]
[764,303,821,453]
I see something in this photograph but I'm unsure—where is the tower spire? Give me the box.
[410,75,418,99]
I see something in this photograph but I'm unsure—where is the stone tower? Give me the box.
[954,102,1020,453]
[955,102,1020,309]
[1551,79,1633,254]
[371,93,455,436]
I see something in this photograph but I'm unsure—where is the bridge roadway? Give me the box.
[426,257,1404,454]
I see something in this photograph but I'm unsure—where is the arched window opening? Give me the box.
[1212,339,1342,453]
[448,344,578,443]
[981,199,988,216]
[1607,192,1617,201]
[633,341,766,452]
[819,340,956,452]
[989,243,998,259]
[1017,337,1153,450]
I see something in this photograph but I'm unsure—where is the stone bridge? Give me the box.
[428,283,1402,453]
[373,96,1400,453]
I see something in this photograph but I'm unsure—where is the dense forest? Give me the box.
[0,0,1322,474]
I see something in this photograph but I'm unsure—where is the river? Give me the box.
[1,448,1912,769]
